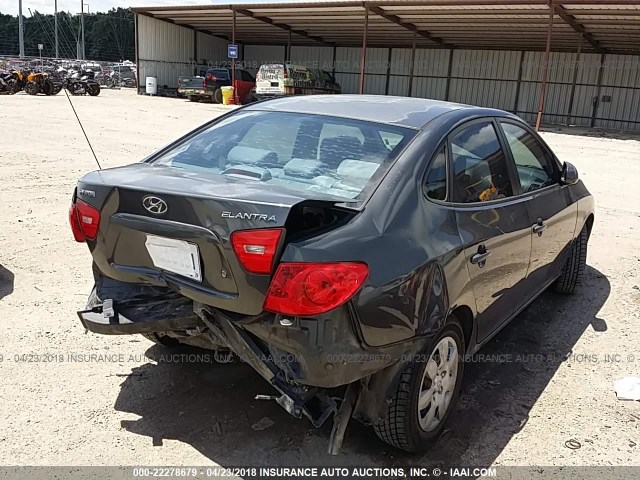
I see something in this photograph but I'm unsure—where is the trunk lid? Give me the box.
[77,163,345,315]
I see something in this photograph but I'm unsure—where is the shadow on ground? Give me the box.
[0,265,15,301]
[115,266,610,467]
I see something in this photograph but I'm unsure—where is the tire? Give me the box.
[374,318,465,453]
[553,224,588,294]
[42,80,54,96]
[142,333,180,348]
[188,95,199,102]
[88,84,100,96]
[24,82,38,95]
[212,88,223,104]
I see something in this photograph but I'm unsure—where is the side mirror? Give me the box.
[561,162,579,185]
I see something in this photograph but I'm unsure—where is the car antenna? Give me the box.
[63,88,102,170]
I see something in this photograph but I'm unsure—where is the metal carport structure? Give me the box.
[131,1,640,131]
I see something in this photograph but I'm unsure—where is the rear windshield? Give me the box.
[151,111,416,201]
[208,69,230,80]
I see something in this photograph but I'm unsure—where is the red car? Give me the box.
[177,67,255,104]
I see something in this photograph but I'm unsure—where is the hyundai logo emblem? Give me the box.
[142,195,168,215]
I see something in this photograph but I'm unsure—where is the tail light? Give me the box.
[264,262,368,316]
[283,68,288,79]
[69,199,100,242]
[231,228,284,274]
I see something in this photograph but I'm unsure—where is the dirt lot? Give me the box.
[0,89,638,468]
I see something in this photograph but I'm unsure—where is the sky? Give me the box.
[0,0,280,16]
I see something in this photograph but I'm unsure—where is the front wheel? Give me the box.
[374,319,465,452]
[88,84,100,96]
[188,95,199,102]
[24,82,38,95]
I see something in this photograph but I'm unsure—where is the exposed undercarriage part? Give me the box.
[79,279,373,454]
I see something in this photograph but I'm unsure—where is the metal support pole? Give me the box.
[193,30,198,75]
[18,0,25,58]
[81,0,86,60]
[135,13,140,94]
[535,3,554,131]
[54,0,59,59]
[359,6,368,95]
[566,33,583,126]
[590,53,606,128]
[513,50,525,114]
[444,48,454,101]
[286,29,292,62]
[232,9,237,103]
[331,46,337,77]
[407,30,417,97]
[384,47,392,95]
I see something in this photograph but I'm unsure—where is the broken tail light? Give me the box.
[231,228,284,274]
[69,199,100,242]
[264,262,369,316]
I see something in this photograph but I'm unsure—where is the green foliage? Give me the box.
[0,8,134,62]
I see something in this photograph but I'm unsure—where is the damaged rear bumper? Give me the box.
[77,277,411,432]
[77,277,202,335]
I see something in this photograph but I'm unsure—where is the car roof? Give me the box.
[245,95,505,129]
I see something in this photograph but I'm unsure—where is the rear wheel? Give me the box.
[553,224,588,294]
[142,333,180,348]
[212,88,223,104]
[374,319,465,452]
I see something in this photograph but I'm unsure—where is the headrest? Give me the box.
[227,145,278,165]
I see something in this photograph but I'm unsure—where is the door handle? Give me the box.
[533,219,548,236]
[471,247,491,265]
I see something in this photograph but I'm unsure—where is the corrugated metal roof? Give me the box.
[131,1,640,54]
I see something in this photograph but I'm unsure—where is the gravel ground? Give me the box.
[0,89,638,468]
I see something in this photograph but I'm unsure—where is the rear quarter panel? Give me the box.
[282,119,477,349]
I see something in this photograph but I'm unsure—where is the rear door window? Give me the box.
[152,111,416,202]
[449,121,514,203]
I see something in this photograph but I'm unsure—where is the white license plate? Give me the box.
[145,235,202,282]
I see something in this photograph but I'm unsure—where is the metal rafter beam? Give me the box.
[552,2,606,53]
[368,5,450,48]
[137,11,229,41]
[234,8,333,46]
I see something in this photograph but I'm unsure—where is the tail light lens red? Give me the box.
[264,262,369,316]
[231,228,284,274]
[69,199,100,242]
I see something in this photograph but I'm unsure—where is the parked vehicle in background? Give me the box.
[24,71,61,96]
[255,63,341,99]
[105,65,136,88]
[64,69,101,96]
[0,69,28,94]
[177,66,255,104]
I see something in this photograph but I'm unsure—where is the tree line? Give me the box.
[0,8,134,62]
